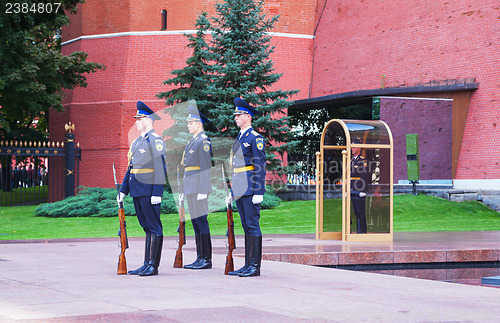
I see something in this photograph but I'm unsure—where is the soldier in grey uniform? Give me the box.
[117,101,167,276]
[179,105,213,270]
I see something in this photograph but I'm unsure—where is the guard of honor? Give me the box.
[117,101,167,276]
[117,98,267,277]
[179,105,213,270]
[350,138,370,234]
[228,98,266,277]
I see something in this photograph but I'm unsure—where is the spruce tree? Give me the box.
[206,0,299,173]
[158,0,299,177]
[157,12,212,153]
[156,12,216,172]
[157,11,212,107]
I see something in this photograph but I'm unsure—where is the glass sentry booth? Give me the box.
[315,119,394,242]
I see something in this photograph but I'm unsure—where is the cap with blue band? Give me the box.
[233,97,260,117]
[134,101,160,120]
[187,105,210,124]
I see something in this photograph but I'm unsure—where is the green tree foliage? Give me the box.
[157,13,213,167]
[289,104,373,157]
[158,12,212,107]
[0,0,103,142]
[158,0,299,177]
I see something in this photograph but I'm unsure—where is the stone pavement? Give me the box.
[1,233,500,322]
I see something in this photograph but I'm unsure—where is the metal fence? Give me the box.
[0,124,81,206]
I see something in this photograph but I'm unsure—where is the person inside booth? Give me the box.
[350,138,370,233]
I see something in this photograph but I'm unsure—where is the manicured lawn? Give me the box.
[0,194,499,240]
[393,194,500,231]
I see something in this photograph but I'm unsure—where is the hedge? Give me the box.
[35,186,280,218]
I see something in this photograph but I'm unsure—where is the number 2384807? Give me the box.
[5,2,62,14]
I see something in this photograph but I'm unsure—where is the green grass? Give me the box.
[0,194,499,240]
[394,194,500,231]
[0,186,48,206]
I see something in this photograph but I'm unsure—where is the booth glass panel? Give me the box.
[349,147,391,234]
[322,149,343,233]
[323,122,347,146]
[344,120,391,145]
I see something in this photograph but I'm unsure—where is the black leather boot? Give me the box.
[228,234,248,276]
[192,233,212,269]
[184,234,201,269]
[140,235,163,276]
[239,235,261,277]
[128,233,151,275]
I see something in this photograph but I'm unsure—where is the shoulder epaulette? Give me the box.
[251,130,260,137]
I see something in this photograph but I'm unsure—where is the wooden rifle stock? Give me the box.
[225,206,235,274]
[174,165,186,268]
[173,201,186,268]
[117,203,128,274]
[113,163,128,275]
[222,164,236,274]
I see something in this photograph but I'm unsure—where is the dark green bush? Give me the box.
[34,184,280,218]
[160,192,178,214]
[35,186,177,218]
[261,185,281,209]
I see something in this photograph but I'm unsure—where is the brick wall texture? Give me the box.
[55,0,500,188]
[57,0,315,188]
[312,0,500,180]
[380,97,453,182]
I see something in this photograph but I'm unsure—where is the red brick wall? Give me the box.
[57,35,191,188]
[62,0,318,40]
[56,0,500,188]
[56,0,317,189]
[311,0,500,180]
[380,97,453,183]
[57,32,312,188]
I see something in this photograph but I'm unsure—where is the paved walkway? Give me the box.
[1,233,500,322]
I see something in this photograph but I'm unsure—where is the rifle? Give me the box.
[173,165,186,268]
[222,163,236,274]
[113,163,128,275]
